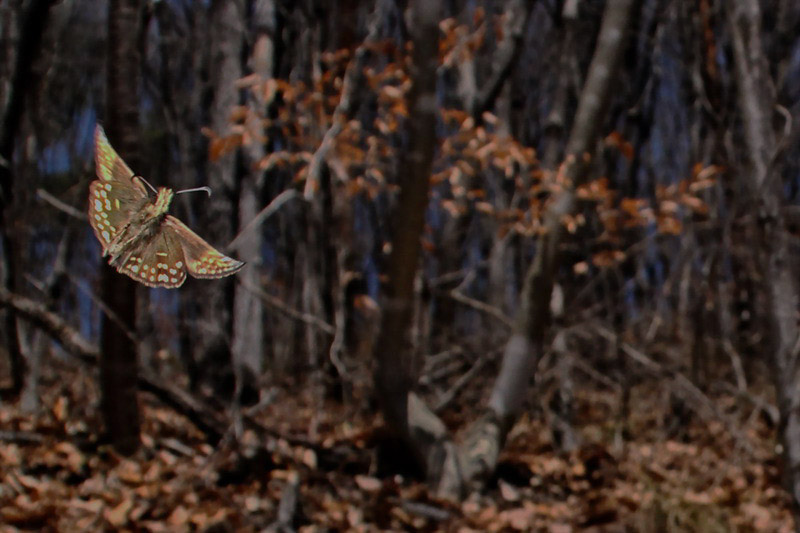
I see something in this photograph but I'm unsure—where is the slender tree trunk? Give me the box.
[194,0,244,397]
[0,0,54,396]
[373,0,441,473]
[230,0,275,406]
[726,2,800,528]
[441,0,637,496]
[372,0,635,498]
[99,0,144,455]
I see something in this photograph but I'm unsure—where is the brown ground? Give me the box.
[0,357,793,532]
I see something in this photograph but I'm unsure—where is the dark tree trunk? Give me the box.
[99,0,144,455]
[0,0,55,396]
[726,2,800,528]
[373,0,441,474]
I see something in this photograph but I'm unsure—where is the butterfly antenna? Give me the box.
[134,175,159,195]
[175,186,212,197]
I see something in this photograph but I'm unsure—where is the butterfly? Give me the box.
[89,125,244,288]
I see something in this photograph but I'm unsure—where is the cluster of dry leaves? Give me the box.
[0,357,793,532]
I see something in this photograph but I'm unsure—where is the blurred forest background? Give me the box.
[3,0,800,530]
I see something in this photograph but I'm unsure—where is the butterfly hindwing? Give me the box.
[164,215,245,279]
[117,230,188,288]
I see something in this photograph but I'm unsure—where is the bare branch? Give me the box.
[227,188,299,251]
[470,0,532,120]
[302,0,386,199]
[446,289,514,329]
[36,189,86,220]
[238,279,335,336]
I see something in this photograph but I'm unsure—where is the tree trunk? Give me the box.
[372,0,635,498]
[726,2,800,528]
[0,0,55,396]
[442,0,637,496]
[194,0,244,398]
[373,0,441,474]
[230,0,275,406]
[99,0,144,455]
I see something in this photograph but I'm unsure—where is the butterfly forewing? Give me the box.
[90,126,149,250]
[94,126,148,200]
[118,231,188,288]
[164,216,245,279]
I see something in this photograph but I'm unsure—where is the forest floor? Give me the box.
[0,356,794,532]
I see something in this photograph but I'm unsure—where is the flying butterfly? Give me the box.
[89,125,244,288]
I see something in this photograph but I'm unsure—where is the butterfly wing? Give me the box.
[115,229,189,288]
[164,215,245,279]
[89,125,149,250]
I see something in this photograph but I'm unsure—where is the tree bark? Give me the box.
[442,0,637,496]
[726,2,800,528]
[100,0,144,455]
[0,0,55,396]
[373,0,441,474]
[469,0,532,121]
[194,0,244,397]
[230,0,275,407]
[371,0,635,498]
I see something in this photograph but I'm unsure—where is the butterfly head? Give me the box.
[146,187,174,218]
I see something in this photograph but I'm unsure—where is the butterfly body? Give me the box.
[89,126,244,288]
[103,186,173,264]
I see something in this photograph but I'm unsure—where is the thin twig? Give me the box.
[302,0,385,199]
[434,353,490,413]
[447,289,514,328]
[227,188,299,251]
[594,324,756,456]
[238,279,335,336]
[0,430,45,444]
[36,188,85,220]
[328,250,350,382]
[0,287,98,364]
[66,274,137,342]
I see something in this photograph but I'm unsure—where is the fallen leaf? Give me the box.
[355,475,382,492]
[105,498,134,528]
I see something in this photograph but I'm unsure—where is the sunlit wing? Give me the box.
[115,230,188,288]
[164,215,245,279]
[90,125,150,251]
